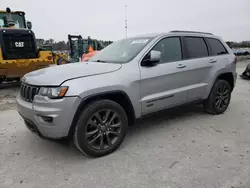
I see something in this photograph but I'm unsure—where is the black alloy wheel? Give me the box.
[86,109,122,150]
[214,84,230,111]
[74,100,128,157]
[204,79,231,114]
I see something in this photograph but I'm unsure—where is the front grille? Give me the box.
[2,33,38,60]
[20,83,40,102]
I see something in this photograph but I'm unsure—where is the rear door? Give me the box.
[182,36,214,102]
[205,37,234,92]
[205,37,231,72]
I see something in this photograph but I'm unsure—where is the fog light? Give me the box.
[41,116,53,123]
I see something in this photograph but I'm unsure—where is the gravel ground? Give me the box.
[0,82,20,111]
[0,61,250,188]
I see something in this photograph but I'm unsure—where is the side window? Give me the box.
[185,37,208,59]
[206,38,228,56]
[152,37,182,63]
[0,19,3,27]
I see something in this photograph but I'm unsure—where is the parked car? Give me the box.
[16,31,237,157]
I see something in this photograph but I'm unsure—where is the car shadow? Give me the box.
[25,104,208,159]
[24,133,85,159]
[126,104,208,138]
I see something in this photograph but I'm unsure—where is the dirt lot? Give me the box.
[0,82,20,111]
[0,61,250,188]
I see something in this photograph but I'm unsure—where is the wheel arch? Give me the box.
[68,90,136,138]
[215,72,235,91]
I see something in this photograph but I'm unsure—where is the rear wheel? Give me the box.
[0,76,5,84]
[204,80,231,114]
[15,77,21,83]
[74,100,128,157]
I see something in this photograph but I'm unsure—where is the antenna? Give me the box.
[125,5,128,38]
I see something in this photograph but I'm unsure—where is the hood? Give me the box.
[23,62,122,86]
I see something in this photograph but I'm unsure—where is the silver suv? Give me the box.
[17,31,237,157]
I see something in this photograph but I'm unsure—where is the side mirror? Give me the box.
[27,21,32,29]
[141,50,161,66]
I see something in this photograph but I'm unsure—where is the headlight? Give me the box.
[38,86,68,99]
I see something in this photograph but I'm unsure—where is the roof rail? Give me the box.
[169,30,213,35]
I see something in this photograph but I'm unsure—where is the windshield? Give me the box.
[89,37,153,63]
[39,45,52,51]
[0,12,26,28]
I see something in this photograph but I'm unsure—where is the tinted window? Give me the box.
[206,38,228,55]
[185,37,208,59]
[152,37,182,63]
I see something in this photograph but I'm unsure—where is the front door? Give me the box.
[140,36,190,115]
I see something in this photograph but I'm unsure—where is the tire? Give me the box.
[74,100,128,157]
[15,77,21,82]
[57,57,67,65]
[204,79,231,114]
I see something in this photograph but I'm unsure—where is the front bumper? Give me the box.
[16,93,81,139]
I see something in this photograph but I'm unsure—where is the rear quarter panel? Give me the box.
[204,53,236,99]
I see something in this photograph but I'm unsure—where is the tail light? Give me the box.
[233,56,237,64]
[47,56,52,61]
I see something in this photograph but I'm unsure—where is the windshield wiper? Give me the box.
[92,59,122,64]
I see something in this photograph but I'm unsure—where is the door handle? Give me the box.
[209,59,217,63]
[176,64,187,68]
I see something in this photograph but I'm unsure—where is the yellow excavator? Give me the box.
[0,7,53,83]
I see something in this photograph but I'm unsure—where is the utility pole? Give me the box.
[125,5,128,38]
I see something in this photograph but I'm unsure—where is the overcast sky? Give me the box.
[2,0,250,42]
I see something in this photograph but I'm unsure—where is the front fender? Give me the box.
[61,71,141,118]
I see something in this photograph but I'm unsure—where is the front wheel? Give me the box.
[204,80,231,114]
[74,100,128,157]
[57,57,67,65]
